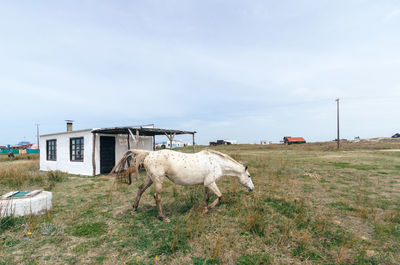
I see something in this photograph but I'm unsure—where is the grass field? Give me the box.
[1,140,400,264]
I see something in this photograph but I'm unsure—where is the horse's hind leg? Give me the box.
[131,175,153,214]
[203,182,222,214]
[154,182,170,222]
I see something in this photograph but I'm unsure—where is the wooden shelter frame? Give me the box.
[90,126,196,176]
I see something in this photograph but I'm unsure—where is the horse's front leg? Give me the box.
[204,187,210,205]
[131,175,153,214]
[203,182,222,214]
[154,182,170,222]
[202,187,210,214]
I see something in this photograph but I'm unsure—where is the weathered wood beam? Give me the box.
[92,133,96,176]
[192,133,195,153]
[136,129,139,149]
[165,132,175,150]
[128,128,141,149]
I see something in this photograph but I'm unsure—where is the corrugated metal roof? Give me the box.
[91,126,196,136]
[18,141,31,146]
[286,137,306,142]
[40,126,196,137]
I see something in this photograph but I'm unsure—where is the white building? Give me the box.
[40,126,196,176]
[155,140,191,149]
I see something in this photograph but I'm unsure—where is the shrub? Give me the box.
[47,170,66,182]
[40,222,63,236]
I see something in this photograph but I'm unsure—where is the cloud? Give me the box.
[384,9,400,21]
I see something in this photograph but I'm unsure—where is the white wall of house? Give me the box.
[114,134,153,166]
[40,130,94,176]
[40,130,154,176]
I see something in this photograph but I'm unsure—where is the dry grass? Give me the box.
[0,156,66,189]
[0,153,39,162]
[1,141,400,264]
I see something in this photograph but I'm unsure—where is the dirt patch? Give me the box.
[322,154,347,159]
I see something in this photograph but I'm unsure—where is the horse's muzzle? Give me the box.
[248,188,253,192]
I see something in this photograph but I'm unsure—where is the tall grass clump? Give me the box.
[0,161,67,188]
[0,161,41,187]
[47,170,67,182]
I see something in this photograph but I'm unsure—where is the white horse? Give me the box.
[111,149,254,222]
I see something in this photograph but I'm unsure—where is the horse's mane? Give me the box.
[204,149,242,166]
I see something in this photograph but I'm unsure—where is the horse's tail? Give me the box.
[109,149,151,185]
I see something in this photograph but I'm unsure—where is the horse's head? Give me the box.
[238,165,254,191]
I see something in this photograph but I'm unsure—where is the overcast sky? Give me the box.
[1,0,399,145]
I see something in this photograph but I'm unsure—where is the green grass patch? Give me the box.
[0,216,25,233]
[332,162,378,170]
[236,254,272,265]
[1,235,20,247]
[192,257,220,265]
[265,197,303,219]
[319,224,354,248]
[290,243,321,261]
[326,201,355,212]
[72,243,89,254]
[373,223,400,240]
[67,221,108,238]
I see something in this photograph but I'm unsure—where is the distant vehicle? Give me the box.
[209,140,236,146]
[392,133,400,138]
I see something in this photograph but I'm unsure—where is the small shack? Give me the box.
[283,136,306,145]
[40,125,196,176]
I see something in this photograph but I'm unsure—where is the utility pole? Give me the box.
[336,98,340,149]
[36,124,40,149]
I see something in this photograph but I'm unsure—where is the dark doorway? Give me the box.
[100,136,115,174]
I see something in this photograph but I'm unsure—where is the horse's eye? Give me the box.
[248,175,251,178]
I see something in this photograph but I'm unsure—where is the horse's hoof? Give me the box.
[202,208,209,215]
[130,210,137,215]
[159,216,170,222]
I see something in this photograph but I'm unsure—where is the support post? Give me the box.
[127,133,132,184]
[136,129,139,149]
[36,124,40,149]
[336,98,340,150]
[164,132,175,150]
[92,133,96,176]
[192,133,195,153]
[128,128,138,148]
